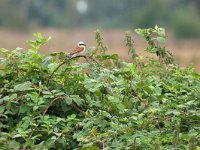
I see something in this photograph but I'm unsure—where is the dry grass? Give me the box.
[1,28,200,71]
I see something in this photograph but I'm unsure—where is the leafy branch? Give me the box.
[125,31,137,60]
[135,25,175,65]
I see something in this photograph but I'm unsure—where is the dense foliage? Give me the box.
[0,27,199,149]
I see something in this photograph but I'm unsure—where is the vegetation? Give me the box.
[0,26,199,149]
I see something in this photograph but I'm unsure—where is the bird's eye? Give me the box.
[79,44,86,46]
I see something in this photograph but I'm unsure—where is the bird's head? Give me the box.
[77,41,86,48]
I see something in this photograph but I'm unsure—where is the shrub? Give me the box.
[0,27,199,149]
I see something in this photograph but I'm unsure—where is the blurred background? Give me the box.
[0,0,200,71]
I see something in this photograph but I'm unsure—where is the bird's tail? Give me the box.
[67,53,73,59]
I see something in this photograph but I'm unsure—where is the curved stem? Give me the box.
[46,55,100,87]
[46,61,66,86]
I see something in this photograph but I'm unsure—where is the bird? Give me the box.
[67,41,86,59]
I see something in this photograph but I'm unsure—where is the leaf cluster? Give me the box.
[0,26,199,149]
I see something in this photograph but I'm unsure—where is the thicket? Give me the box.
[0,26,199,149]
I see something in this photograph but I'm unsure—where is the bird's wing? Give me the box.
[69,46,84,55]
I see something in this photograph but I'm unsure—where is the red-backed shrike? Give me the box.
[68,41,86,59]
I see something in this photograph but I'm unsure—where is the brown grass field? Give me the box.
[0,28,200,71]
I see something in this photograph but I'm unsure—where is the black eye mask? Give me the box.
[79,44,86,46]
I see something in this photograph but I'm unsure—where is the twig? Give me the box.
[150,112,161,133]
[70,102,85,115]
[42,96,85,116]
[137,95,148,108]
[76,55,101,67]
[46,55,100,86]
[43,96,63,116]
[131,90,161,132]
[46,61,66,86]
[89,56,101,67]
[134,138,137,150]
[131,90,148,108]
[100,139,105,149]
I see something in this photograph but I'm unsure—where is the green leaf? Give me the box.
[19,106,30,114]
[81,146,100,150]
[13,134,22,138]
[67,95,83,106]
[0,96,9,104]
[154,87,162,95]
[86,47,97,57]
[84,79,103,92]
[14,81,32,91]
[10,94,17,100]
[97,54,119,61]
[65,97,72,105]
[152,37,166,43]
[147,47,159,53]
[33,106,39,111]
[0,107,5,114]
[165,110,181,116]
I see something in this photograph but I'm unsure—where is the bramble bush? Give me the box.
[0,26,199,150]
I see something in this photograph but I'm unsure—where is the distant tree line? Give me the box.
[0,0,200,37]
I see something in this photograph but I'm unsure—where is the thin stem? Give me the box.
[46,55,100,86]
[42,96,85,116]
[46,61,66,86]
[70,102,85,115]
[42,96,63,116]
